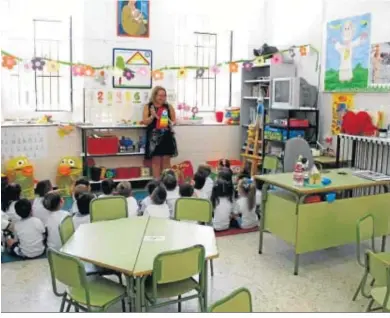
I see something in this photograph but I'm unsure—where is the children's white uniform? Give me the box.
[203,177,214,199]
[6,201,21,223]
[212,197,233,231]
[139,196,151,215]
[14,217,46,258]
[46,210,70,250]
[256,190,262,207]
[1,211,10,231]
[32,197,51,226]
[144,204,170,219]
[72,213,90,230]
[166,187,180,218]
[233,197,259,229]
[126,197,139,217]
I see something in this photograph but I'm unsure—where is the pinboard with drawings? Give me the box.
[1,126,48,161]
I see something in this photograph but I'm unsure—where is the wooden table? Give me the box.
[61,216,219,312]
[255,168,390,275]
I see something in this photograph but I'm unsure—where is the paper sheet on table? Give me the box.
[143,236,165,242]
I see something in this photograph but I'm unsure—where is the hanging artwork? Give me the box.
[369,42,390,86]
[325,13,371,91]
[112,48,152,89]
[117,0,149,38]
[331,93,355,135]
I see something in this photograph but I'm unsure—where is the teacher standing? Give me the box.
[143,86,178,178]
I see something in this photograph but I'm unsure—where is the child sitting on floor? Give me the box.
[179,183,195,198]
[231,178,258,229]
[2,184,22,223]
[144,184,170,219]
[116,181,138,217]
[73,192,95,230]
[71,177,91,214]
[193,171,207,199]
[211,179,234,231]
[32,180,52,225]
[7,199,46,258]
[197,164,214,199]
[139,180,159,215]
[43,191,70,250]
[162,173,179,218]
[99,178,115,198]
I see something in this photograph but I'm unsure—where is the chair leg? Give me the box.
[210,260,214,277]
[65,301,72,312]
[59,294,67,312]
[198,296,205,312]
[121,298,126,312]
[370,278,375,287]
[366,299,375,312]
[74,303,80,312]
[352,278,364,301]
[178,295,182,312]
[117,273,123,285]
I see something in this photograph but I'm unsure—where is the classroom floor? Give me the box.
[1,232,388,312]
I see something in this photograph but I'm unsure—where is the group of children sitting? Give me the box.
[1,159,262,259]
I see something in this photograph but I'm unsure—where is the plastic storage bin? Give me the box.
[87,136,118,155]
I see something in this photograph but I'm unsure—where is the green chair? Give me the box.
[362,251,390,312]
[47,248,127,312]
[353,214,389,301]
[141,245,206,312]
[208,287,252,312]
[90,196,128,223]
[174,197,215,276]
[262,155,279,174]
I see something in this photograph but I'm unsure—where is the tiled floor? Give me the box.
[1,232,388,312]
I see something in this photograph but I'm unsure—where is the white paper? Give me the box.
[143,236,165,242]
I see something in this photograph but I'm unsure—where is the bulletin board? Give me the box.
[1,126,48,161]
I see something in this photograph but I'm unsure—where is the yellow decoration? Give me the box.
[5,156,35,200]
[46,60,60,73]
[125,91,131,102]
[56,156,83,196]
[254,56,265,66]
[331,93,354,135]
[229,62,239,73]
[57,125,74,138]
[178,68,187,78]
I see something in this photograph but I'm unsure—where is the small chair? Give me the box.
[262,155,279,174]
[58,216,125,311]
[283,137,314,172]
[362,251,390,312]
[174,197,215,276]
[90,196,128,223]
[208,287,252,312]
[352,214,389,301]
[141,245,206,312]
[47,248,127,312]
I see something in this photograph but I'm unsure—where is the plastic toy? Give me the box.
[292,156,304,187]
[119,136,135,152]
[310,165,321,184]
[56,156,83,196]
[5,156,36,200]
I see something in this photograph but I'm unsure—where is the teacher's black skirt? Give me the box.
[145,129,178,159]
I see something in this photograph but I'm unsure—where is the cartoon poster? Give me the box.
[325,13,371,91]
[117,0,149,38]
[369,42,390,86]
[113,48,152,89]
[331,93,354,135]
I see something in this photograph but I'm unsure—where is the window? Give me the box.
[33,18,73,111]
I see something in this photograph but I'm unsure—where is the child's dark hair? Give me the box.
[1,183,22,212]
[74,184,89,201]
[77,192,95,216]
[210,179,233,209]
[217,167,233,183]
[101,178,115,195]
[162,174,177,191]
[146,180,159,196]
[43,191,62,212]
[161,169,176,180]
[151,185,167,205]
[236,168,250,183]
[179,183,194,197]
[194,171,206,190]
[116,181,132,198]
[15,199,32,219]
[197,164,211,177]
[218,159,231,168]
[238,178,256,211]
[75,177,90,188]
[255,179,264,191]
[35,179,52,197]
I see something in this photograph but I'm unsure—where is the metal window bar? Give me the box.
[33,17,73,112]
[194,32,217,112]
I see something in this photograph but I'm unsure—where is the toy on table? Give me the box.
[56,156,83,196]
[301,157,310,185]
[5,156,36,200]
[37,114,53,124]
[292,156,304,187]
[224,107,240,125]
[310,165,321,184]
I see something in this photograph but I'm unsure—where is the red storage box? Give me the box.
[116,167,141,179]
[289,119,309,128]
[87,136,118,155]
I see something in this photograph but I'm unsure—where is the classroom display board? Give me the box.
[1,126,48,161]
[116,0,150,38]
[370,42,390,86]
[112,48,152,89]
[331,93,355,135]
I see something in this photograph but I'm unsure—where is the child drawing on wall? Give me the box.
[333,21,367,82]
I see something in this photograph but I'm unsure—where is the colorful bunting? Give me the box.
[47,61,60,73]
[196,68,205,78]
[31,57,45,71]
[299,46,308,56]
[243,61,253,71]
[254,56,265,66]
[2,55,16,70]
[271,54,282,65]
[23,60,33,72]
[72,64,85,76]
[178,68,187,78]
[210,65,220,74]
[229,62,239,73]
[152,70,164,81]
[84,66,95,77]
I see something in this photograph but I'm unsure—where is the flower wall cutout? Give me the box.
[31,57,45,71]
[299,46,307,56]
[210,65,220,74]
[271,54,282,65]
[229,62,239,73]
[243,61,253,71]
[123,68,135,80]
[23,60,33,72]
[72,65,85,76]
[84,66,95,77]
[46,61,60,73]
[2,55,17,70]
[178,68,187,78]
[254,56,265,66]
[152,70,164,81]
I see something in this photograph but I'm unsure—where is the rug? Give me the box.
[215,227,258,238]
[1,251,46,264]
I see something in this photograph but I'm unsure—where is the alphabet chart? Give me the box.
[1,126,48,161]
